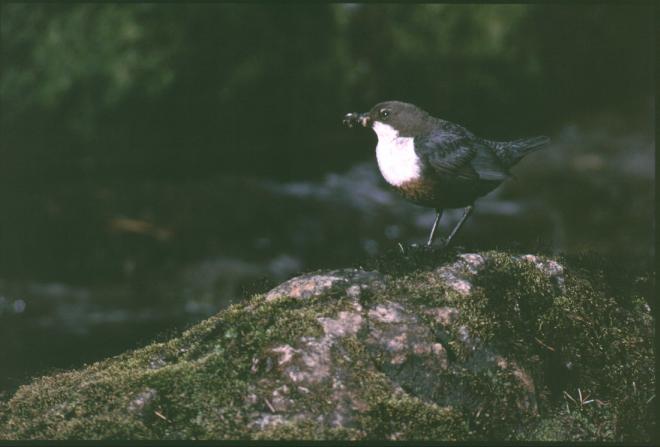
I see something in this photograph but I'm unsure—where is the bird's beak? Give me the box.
[343,112,371,128]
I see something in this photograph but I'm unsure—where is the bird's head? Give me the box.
[343,101,431,139]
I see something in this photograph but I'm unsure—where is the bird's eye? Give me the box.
[379,109,390,119]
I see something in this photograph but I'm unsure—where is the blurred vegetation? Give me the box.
[1,4,653,182]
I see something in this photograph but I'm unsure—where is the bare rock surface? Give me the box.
[265,268,386,301]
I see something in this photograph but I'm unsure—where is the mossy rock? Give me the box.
[0,250,654,441]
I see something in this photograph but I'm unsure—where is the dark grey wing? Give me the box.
[470,140,511,181]
[415,131,510,182]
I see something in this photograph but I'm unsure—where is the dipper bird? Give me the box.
[343,100,549,247]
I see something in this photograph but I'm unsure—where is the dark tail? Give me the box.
[492,136,550,166]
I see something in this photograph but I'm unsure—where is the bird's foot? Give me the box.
[398,242,424,255]
[425,238,449,251]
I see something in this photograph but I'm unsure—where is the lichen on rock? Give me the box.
[0,250,654,441]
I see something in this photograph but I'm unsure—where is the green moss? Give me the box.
[451,252,653,442]
[254,420,364,441]
[457,253,557,355]
[0,290,332,439]
[360,249,654,442]
[361,394,469,441]
[360,245,461,277]
[339,339,467,440]
[523,402,615,441]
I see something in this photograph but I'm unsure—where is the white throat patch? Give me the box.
[373,122,422,187]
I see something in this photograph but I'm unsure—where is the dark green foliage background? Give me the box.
[1,4,653,181]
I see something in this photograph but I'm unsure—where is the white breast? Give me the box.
[373,122,422,187]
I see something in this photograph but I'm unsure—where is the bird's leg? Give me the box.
[426,208,443,247]
[444,205,474,248]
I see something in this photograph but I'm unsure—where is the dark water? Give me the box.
[0,118,654,395]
